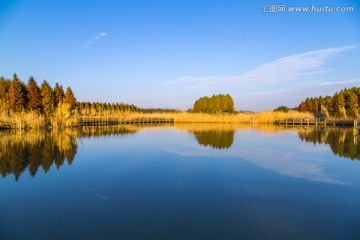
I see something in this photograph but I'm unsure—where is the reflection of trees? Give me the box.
[0,130,77,181]
[298,128,360,160]
[174,123,285,133]
[194,130,234,149]
[79,126,138,138]
[0,126,139,181]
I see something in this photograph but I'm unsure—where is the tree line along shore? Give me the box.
[0,74,359,129]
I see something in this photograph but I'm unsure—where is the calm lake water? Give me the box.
[1,124,360,240]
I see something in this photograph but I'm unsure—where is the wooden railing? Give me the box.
[276,118,356,127]
[80,118,174,126]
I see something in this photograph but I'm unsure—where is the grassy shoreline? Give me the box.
[0,110,313,129]
[105,111,313,124]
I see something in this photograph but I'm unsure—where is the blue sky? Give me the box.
[0,0,359,111]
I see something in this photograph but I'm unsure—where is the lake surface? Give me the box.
[1,124,360,240]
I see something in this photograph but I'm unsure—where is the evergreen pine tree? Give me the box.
[298,101,307,111]
[345,91,358,118]
[313,98,319,112]
[64,87,77,111]
[8,74,28,113]
[54,83,65,107]
[0,77,11,113]
[40,80,55,119]
[27,76,42,113]
[304,98,313,112]
[331,92,346,118]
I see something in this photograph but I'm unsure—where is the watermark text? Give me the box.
[262,5,355,13]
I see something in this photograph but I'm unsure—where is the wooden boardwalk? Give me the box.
[80,118,174,126]
[276,118,358,127]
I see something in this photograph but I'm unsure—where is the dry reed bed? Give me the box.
[100,111,312,124]
[0,110,313,129]
[0,112,45,129]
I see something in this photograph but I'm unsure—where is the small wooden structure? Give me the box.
[276,118,356,127]
[80,118,174,126]
[80,118,119,126]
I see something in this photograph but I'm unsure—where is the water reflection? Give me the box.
[174,123,285,133]
[79,126,138,138]
[0,129,77,181]
[170,124,360,184]
[0,126,139,181]
[194,130,234,149]
[2,128,360,240]
[2,125,359,182]
[298,127,360,160]
[175,123,285,150]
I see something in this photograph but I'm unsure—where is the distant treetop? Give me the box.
[193,94,234,114]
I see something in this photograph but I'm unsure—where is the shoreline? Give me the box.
[0,111,318,130]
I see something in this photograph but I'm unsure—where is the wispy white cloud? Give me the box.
[234,78,360,98]
[82,41,93,47]
[315,78,360,87]
[82,32,107,48]
[165,131,351,185]
[165,45,356,91]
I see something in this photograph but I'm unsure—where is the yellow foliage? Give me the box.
[0,110,312,129]
[96,111,312,124]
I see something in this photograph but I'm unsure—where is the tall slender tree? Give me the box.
[8,74,28,113]
[64,87,77,111]
[0,77,11,113]
[54,83,65,107]
[298,101,307,112]
[345,91,358,118]
[27,76,42,113]
[331,92,346,118]
[313,98,319,112]
[40,80,55,119]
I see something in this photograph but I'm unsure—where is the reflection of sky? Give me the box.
[166,129,356,185]
[2,127,360,240]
